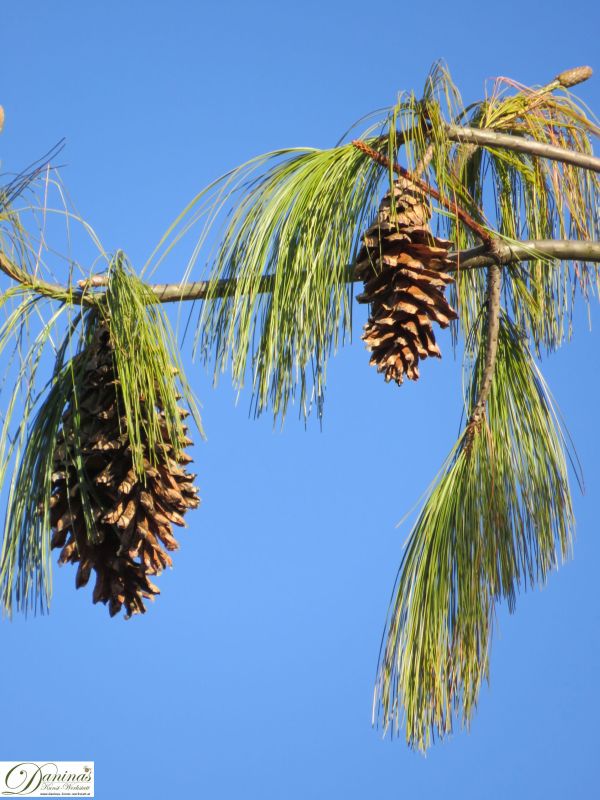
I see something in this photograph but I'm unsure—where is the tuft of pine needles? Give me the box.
[0,169,108,615]
[0,296,79,615]
[373,311,577,750]
[102,253,202,475]
[443,72,600,350]
[188,144,384,422]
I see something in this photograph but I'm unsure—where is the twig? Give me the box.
[464,263,502,449]
[0,251,85,304]
[351,138,497,248]
[77,275,108,289]
[445,239,600,270]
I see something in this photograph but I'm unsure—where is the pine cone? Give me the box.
[50,325,200,618]
[356,177,458,385]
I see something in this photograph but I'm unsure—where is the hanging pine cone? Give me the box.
[356,176,458,385]
[49,324,200,618]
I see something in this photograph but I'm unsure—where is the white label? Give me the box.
[0,762,94,797]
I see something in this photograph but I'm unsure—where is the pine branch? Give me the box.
[3,241,600,304]
[447,239,600,270]
[148,240,600,302]
[387,65,596,180]
[0,251,89,305]
[445,125,600,173]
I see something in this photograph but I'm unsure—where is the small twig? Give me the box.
[351,138,496,249]
[464,263,502,449]
[0,251,86,304]
[77,275,109,289]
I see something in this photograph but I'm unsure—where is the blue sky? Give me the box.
[1,2,599,798]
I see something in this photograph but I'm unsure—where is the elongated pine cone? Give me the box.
[356,177,458,385]
[49,325,200,618]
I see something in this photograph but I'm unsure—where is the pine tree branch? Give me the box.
[148,240,600,302]
[0,251,84,304]
[446,239,600,270]
[391,66,596,181]
[2,240,600,304]
[445,125,600,173]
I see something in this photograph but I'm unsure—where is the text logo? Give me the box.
[0,762,94,797]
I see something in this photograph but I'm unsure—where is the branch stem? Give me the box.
[148,240,600,301]
[0,252,86,304]
[445,125,600,173]
[464,264,502,445]
[2,241,600,304]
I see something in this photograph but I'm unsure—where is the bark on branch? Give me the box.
[445,125,600,173]
[464,264,502,448]
[149,239,600,303]
[0,251,78,303]
[2,240,600,305]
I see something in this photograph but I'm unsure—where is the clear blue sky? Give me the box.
[2,2,599,798]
